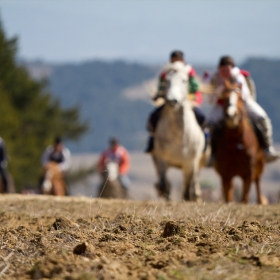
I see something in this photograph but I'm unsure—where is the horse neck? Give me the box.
[164,101,200,137]
[224,116,248,141]
[182,101,198,129]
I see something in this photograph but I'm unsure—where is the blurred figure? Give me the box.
[205,55,279,163]
[41,137,71,195]
[0,137,9,193]
[98,137,130,192]
[145,50,205,153]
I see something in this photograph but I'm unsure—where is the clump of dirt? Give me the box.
[73,242,87,255]
[162,221,181,237]
[28,254,128,280]
[52,217,79,230]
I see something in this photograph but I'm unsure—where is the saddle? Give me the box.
[211,118,266,155]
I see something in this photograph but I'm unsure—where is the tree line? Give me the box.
[0,20,87,191]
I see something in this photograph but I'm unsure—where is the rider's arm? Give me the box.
[119,149,130,175]
[98,152,106,173]
[153,72,167,100]
[235,74,251,101]
[188,68,203,106]
[59,148,71,172]
[202,72,221,104]
[188,68,199,94]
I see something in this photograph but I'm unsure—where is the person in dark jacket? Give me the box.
[0,137,9,193]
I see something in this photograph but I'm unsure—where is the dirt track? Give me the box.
[0,195,279,279]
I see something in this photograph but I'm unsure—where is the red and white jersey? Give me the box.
[98,145,130,175]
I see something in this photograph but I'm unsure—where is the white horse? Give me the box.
[98,161,128,199]
[152,61,205,201]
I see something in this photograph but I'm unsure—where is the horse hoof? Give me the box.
[259,196,268,205]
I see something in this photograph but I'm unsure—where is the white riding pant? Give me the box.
[208,98,267,123]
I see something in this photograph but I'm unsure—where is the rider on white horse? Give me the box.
[98,137,131,190]
[205,56,279,163]
[145,50,206,153]
[151,59,205,201]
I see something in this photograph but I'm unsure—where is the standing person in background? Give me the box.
[0,137,9,193]
[41,137,71,195]
[98,137,131,191]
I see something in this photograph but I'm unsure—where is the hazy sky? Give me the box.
[1,0,280,65]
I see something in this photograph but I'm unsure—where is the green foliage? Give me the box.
[0,20,88,191]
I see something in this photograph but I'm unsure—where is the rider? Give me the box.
[41,137,71,180]
[98,137,130,190]
[205,55,279,162]
[145,50,205,152]
[0,137,9,193]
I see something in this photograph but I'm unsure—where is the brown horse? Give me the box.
[213,83,266,204]
[41,162,67,196]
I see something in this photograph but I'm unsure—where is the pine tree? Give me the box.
[0,19,88,191]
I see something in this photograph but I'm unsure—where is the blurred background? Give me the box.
[1,0,280,202]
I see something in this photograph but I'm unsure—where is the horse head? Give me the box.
[106,161,119,181]
[164,62,189,108]
[222,81,245,129]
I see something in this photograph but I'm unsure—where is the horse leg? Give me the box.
[52,171,66,196]
[152,155,170,200]
[255,176,268,205]
[241,177,251,204]
[222,177,233,203]
[183,163,202,202]
[53,179,66,196]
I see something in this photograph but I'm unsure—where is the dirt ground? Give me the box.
[0,195,279,280]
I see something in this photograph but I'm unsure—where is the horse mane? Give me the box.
[222,79,247,120]
[163,61,191,75]
[224,79,241,91]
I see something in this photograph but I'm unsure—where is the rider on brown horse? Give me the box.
[41,137,71,194]
[205,56,279,163]
[145,50,205,153]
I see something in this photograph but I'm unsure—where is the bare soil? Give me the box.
[0,195,279,279]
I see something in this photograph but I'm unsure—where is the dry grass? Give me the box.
[0,195,279,279]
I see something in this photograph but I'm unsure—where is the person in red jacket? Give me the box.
[98,137,130,190]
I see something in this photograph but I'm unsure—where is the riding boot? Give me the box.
[144,136,154,153]
[257,117,280,163]
[203,127,211,152]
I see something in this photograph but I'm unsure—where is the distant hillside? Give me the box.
[24,58,280,153]
[47,60,159,152]
[241,58,280,142]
